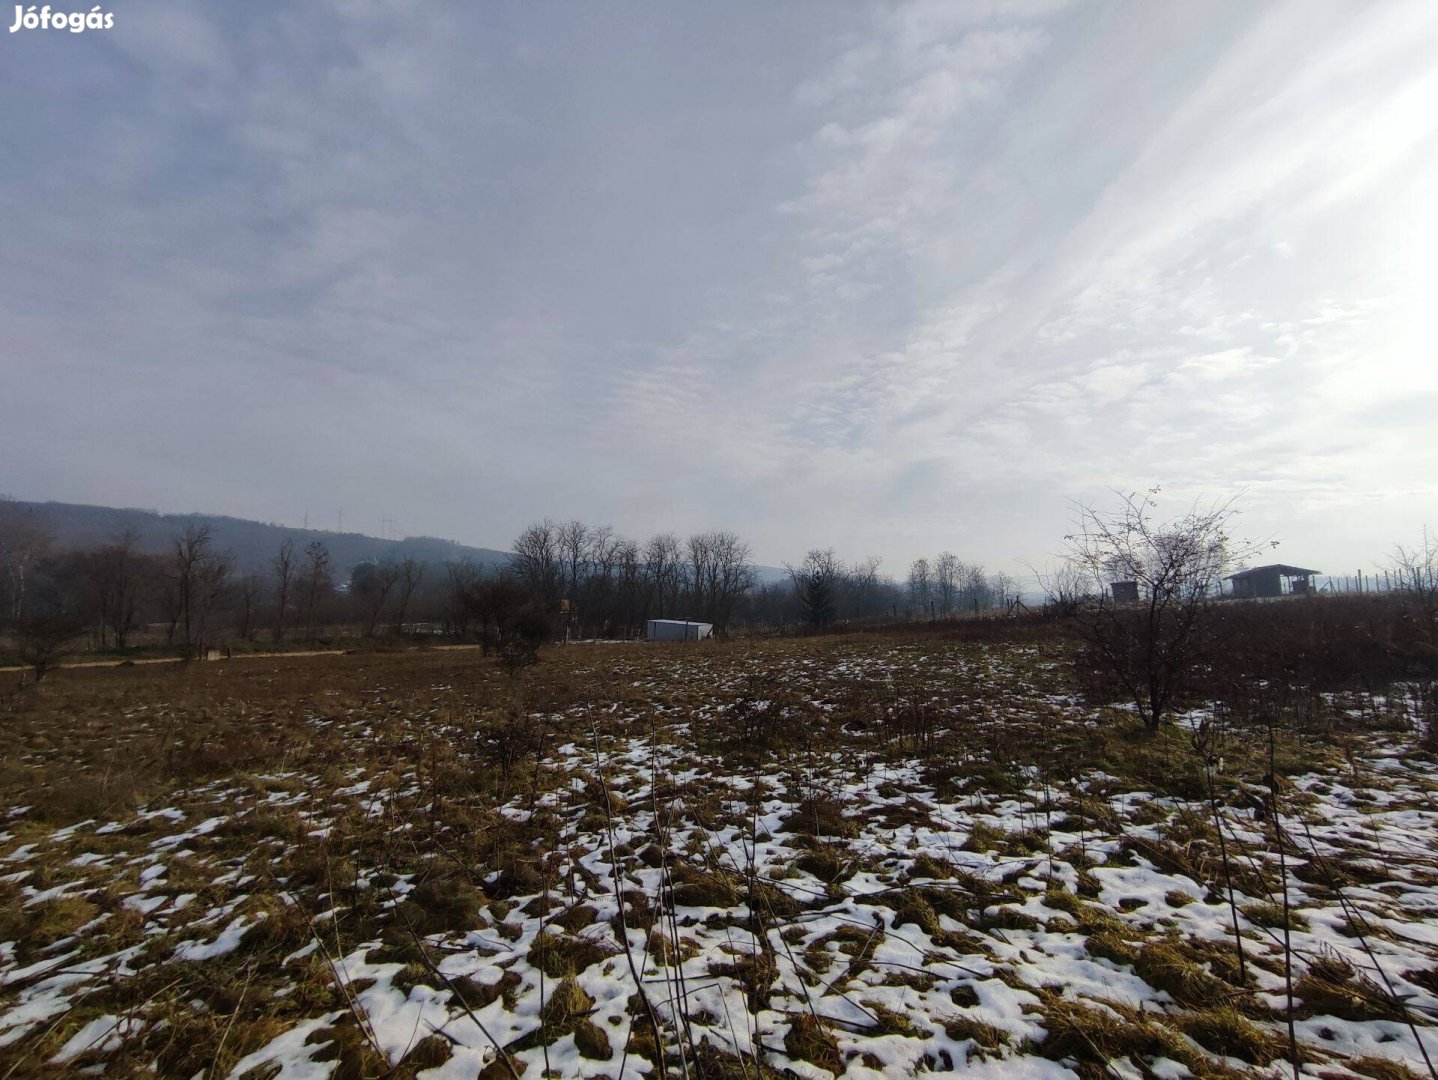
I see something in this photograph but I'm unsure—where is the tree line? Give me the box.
[507,520,756,638]
[746,549,1017,630]
[0,498,1022,672]
[505,523,1018,635]
[0,499,446,667]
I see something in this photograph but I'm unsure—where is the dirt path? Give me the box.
[0,642,489,674]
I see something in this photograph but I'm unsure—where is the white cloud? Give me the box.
[1,0,1435,578]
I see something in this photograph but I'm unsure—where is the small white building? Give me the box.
[646,619,713,642]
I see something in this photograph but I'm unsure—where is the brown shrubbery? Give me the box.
[1072,593,1438,722]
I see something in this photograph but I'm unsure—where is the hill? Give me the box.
[10,500,512,578]
[10,500,792,584]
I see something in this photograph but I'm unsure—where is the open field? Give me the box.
[2,631,1437,1078]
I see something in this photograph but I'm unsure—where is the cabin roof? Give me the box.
[1226,563,1321,580]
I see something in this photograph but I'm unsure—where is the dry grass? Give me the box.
[1,631,1435,1077]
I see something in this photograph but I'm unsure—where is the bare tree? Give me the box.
[171,525,215,652]
[67,531,142,650]
[171,525,202,648]
[1031,562,1091,617]
[235,574,264,641]
[159,573,183,647]
[583,527,619,617]
[99,529,142,649]
[848,556,884,619]
[353,560,401,637]
[614,538,644,632]
[392,555,424,636]
[907,558,931,618]
[191,549,234,657]
[557,519,589,602]
[685,531,712,616]
[159,524,234,655]
[1,527,82,681]
[1065,488,1262,731]
[0,497,53,620]
[933,552,958,615]
[272,540,296,643]
[298,541,333,641]
[1391,527,1438,638]
[511,521,562,605]
[957,560,992,612]
[990,570,1016,611]
[443,558,484,638]
[687,530,755,633]
[643,533,684,617]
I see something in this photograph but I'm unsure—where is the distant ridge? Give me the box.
[10,500,791,584]
[10,500,512,577]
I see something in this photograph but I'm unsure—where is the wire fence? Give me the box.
[1314,570,1403,595]
[1209,570,1407,599]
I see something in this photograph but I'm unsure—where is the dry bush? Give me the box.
[1205,594,1438,690]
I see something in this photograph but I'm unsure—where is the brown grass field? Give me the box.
[2,631,1437,1078]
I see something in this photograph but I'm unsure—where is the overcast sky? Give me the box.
[4,0,1436,578]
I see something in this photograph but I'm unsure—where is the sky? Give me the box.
[3,0,1437,580]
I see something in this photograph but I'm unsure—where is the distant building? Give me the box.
[1110,581,1140,604]
[645,619,713,642]
[1226,564,1320,599]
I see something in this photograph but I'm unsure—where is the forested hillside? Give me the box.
[9,501,510,577]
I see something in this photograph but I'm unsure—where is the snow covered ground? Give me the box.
[1,639,1436,1077]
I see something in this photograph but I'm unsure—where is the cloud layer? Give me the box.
[3,0,1436,576]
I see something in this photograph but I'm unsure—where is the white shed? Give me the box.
[646,619,713,642]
